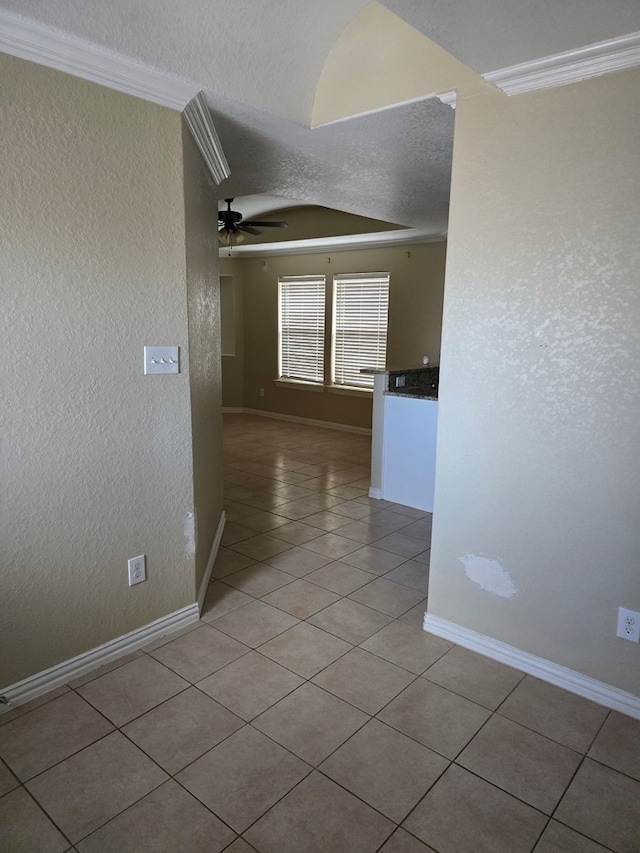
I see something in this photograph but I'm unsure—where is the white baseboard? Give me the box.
[423,614,640,720]
[197,511,226,612]
[222,407,244,413]
[1,603,200,712]
[368,487,383,499]
[242,407,372,436]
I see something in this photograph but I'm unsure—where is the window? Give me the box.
[278,275,326,384]
[332,273,389,388]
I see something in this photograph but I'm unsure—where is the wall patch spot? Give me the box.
[458,553,518,599]
[184,511,196,558]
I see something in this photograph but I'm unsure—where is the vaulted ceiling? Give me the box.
[1,1,638,253]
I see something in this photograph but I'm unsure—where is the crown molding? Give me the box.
[0,10,197,110]
[183,91,231,185]
[485,30,640,96]
[436,91,457,109]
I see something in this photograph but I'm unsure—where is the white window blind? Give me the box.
[278,275,326,383]
[333,273,389,388]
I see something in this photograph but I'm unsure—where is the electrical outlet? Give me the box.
[128,554,146,587]
[616,607,640,642]
[259,387,265,397]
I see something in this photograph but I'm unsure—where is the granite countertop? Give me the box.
[385,387,438,400]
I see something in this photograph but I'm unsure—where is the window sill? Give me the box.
[274,379,324,393]
[328,384,372,398]
[274,380,372,398]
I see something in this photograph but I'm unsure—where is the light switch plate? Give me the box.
[144,346,179,375]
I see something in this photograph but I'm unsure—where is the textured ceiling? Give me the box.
[1,0,638,248]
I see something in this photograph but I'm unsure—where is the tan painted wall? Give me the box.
[239,242,446,428]
[0,56,203,687]
[182,124,224,595]
[430,67,640,695]
[219,257,245,409]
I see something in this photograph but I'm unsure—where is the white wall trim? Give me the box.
[368,486,384,499]
[484,30,640,96]
[0,603,200,712]
[183,91,231,185]
[222,407,245,414]
[0,10,197,110]
[243,407,372,436]
[423,614,640,720]
[196,511,226,612]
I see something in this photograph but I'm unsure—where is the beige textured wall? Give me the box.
[182,124,224,594]
[430,67,640,695]
[240,243,446,428]
[0,55,198,687]
[219,257,245,409]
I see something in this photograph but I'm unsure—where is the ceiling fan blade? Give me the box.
[242,220,288,228]
[237,224,261,236]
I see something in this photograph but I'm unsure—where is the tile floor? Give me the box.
[2,413,640,852]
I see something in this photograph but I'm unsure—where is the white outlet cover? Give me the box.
[616,606,640,642]
[144,346,179,375]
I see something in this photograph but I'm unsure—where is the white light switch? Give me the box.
[144,346,180,375]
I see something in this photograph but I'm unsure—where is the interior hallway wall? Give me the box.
[429,67,640,696]
[1,55,201,687]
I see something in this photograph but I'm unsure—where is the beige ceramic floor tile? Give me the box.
[263,546,333,576]
[0,686,70,727]
[222,522,256,545]
[457,714,582,813]
[76,780,236,853]
[361,620,450,675]
[333,519,390,544]
[224,839,259,853]
[244,771,394,853]
[76,655,189,726]
[340,545,406,575]
[399,599,428,627]
[197,650,304,720]
[320,718,448,822]
[267,520,324,545]
[274,500,323,520]
[210,598,299,646]
[0,758,19,796]
[302,532,363,559]
[379,829,438,852]
[307,597,393,644]
[211,547,256,578]
[383,560,429,593]
[312,647,415,715]
[554,758,640,852]
[68,651,144,688]
[259,621,352,678]
[228,533,293,561]
[498,675,609,753]
[0,691,113,781]
[122,686,243,774]
[148,624,249,684]
[222,562,295,596]
[374,532,429,558]
[0,787,70,853]
[261,578,340,618]
[349,578,425,617]
[588,710,640,780]
[533,820,613,853]
[253,682,368,765]
[403,764,547,853]
[26,731,167,843]
[305,561,373,595]
[200,582,254,622]
[176,725,310,833]
[422,645,524,710]
[240,510,289,532]
[378,679,490,759]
